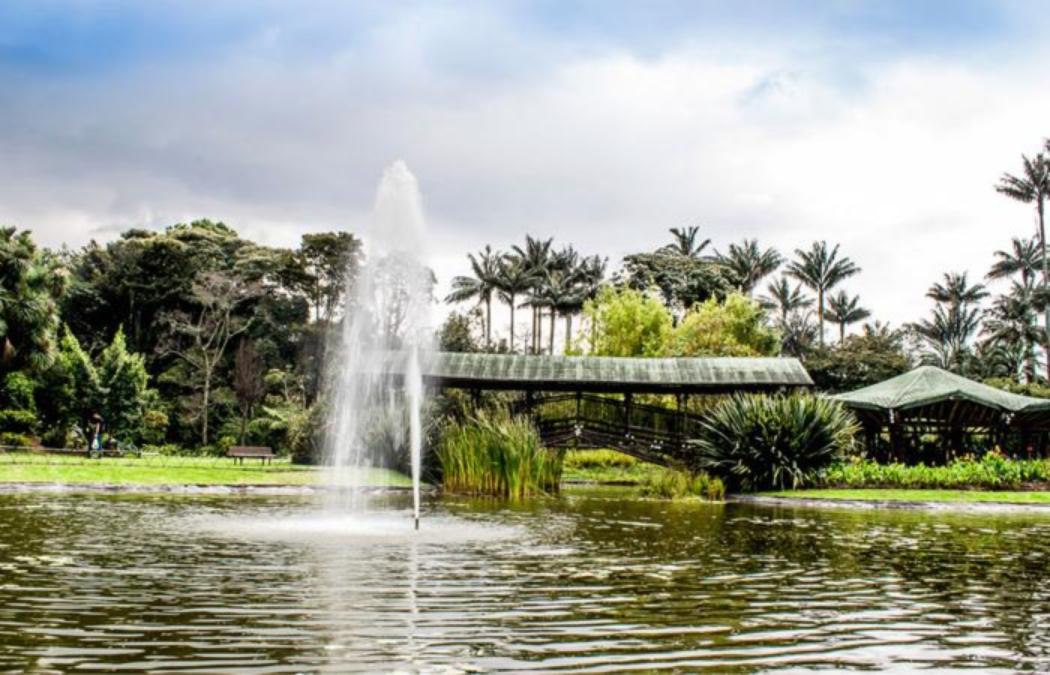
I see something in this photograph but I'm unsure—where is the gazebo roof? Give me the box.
[831,366,1050,417]
[418,351,813,393]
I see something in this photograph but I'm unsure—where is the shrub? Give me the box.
[689,393,858,492]
[823,452,1050,490]
[0,409,38,434]
[638,467,725,500]
[436,411,562,498]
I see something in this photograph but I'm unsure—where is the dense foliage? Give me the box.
[638,467,725,500]
[823,453,1050,490]
[689,393,859,491]
[435,412,563,497]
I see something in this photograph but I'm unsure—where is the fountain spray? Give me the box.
[324,161,433,527]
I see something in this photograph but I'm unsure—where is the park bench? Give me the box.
[227,446,276,465]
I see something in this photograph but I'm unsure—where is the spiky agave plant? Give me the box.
[689,393,858,492]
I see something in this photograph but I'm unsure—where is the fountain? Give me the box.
[324,161,433,527]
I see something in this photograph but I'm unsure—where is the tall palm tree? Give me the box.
[926,271,988,307]
[444,245,499,348]
[662,225,711,259]
[511,236,553,354]
[997,150,1050,378]
[825,291,871,342]
[785,241,861,346]
[988,237,1041,286]
[716,239,783,294]
[530,267,583,355]
[494,254,534,353]
[982,280,1045,383]
[913,305,984,372]
[760,277,813,323]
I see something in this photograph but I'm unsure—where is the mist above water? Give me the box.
[324,161,434,520]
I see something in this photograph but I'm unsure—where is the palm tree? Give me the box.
[716,239,783,294]
[988,237,1041,286]
[785,241,861,346]
[997,150,1050,378]
[530,267,583,354]
[662,225,711,259]
[825,291,871,342]
[444,245,499,348]
[760,277,813,323]
[926,271,988,307]
[982,280,1045,383]
[494,255,534,353]
[913,305,984,372]
[511,236,553,354]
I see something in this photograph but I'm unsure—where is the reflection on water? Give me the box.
[1,489,1050,672]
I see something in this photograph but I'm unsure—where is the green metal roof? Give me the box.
[419,351,813,393]
[831,366,1050,414]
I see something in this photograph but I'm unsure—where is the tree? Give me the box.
[761,277,813,323]
[583,286,672,357]
[715,239,783,294]
[989,237,1041,287]
[662,225,711,258]
[494,254,535,353]
[511,236,553,353]
[438,310,482,353]
[996,150,1050,379]
[96,326,150,440]
[786,241,861,346]
[160,271,257,446]
[666,293,779,357]
[911,273,987,374]
[292,232,363,323]
[825,291,871,342]
[981,281,1045,383]
[805,323,912,392]
[619,251,736,315]
[445,245,500,348]
[0,227,68,373]
[233,339,266,443]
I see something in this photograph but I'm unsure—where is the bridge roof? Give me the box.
[423,352,813,393]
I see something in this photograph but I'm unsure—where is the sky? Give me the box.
[2,0,1049,343]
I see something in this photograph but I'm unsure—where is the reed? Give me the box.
[436,411,563,498]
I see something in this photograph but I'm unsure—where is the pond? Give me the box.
[2,488,1050,672]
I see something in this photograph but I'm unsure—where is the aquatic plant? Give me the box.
[689,393,858,492]
[638,467,725,500]
[435,411,563,498]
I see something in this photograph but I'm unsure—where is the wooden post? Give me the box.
[889,409,905,463]
[624,392,633,434]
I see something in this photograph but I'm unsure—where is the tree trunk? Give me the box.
[817,289,825,347]
[508,294,516,352]
[485,296,492,349]
[1040,196,1049,382]
[839,322,845,343]
[549,310,555,355]
[564,314,572,353]
[202,370,211,446]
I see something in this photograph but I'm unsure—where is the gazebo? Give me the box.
[832,366,1050,462]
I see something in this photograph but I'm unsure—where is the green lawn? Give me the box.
[0,454,412,487]
[762,488,1050,505]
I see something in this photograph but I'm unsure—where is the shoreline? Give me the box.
[0,482,418,496]
[734,494,1050,514]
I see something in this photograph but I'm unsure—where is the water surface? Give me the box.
[2,489,1049,672]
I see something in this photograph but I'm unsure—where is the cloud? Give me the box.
[0,1,1048,344]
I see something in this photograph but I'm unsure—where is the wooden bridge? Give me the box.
[419,352,814,465]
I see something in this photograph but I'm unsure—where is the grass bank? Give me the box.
[0,454,411,487]
[762,488,1050,505]
[561,450,665,483]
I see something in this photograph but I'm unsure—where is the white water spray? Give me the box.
[324,161,433,526]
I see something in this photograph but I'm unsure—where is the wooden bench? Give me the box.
[227,446,276,465]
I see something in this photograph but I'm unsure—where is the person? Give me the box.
[88,413,104,459]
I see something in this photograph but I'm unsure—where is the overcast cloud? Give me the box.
[2,0,1049,340]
